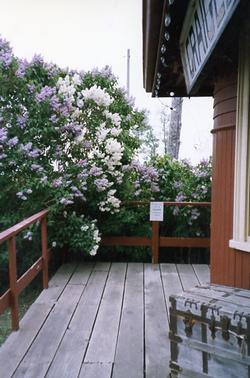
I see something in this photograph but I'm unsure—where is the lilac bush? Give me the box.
[0,36,151,256]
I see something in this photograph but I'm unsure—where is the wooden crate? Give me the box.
[169,284,250,377]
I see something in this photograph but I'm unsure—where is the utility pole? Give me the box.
[127,48,130,97]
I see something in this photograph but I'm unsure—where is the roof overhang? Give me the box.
[143,0,244,97]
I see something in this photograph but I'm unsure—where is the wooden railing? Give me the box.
[0,210,50,331]
[101,201,211,264]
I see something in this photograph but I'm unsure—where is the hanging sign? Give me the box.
[150,202,164,221]
[180,0,240,93]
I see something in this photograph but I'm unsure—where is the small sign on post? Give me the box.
[150,202,164,222]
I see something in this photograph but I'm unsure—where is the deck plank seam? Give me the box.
[159,264,170,325]
[175,265,185,292]
[78,262,113,371]
[192,264,202,286]
[10,266,80,378]
[44,263,96,376]
[110,263,128,377]
[143,263,146,378]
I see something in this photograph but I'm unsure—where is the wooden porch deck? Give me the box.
[0,262,210,378]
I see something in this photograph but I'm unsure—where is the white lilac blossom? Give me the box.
[103,110,121,126]
[60,198,74,205]
[81,84,113,107]
[81,225,89,231]
[23,231,33,241]
[96,123,109,141]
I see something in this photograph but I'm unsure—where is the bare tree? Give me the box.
[167,97,183,159]
[160,108,170,155]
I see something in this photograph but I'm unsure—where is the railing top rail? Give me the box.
[123,201,211,207]
[0,209,48,244]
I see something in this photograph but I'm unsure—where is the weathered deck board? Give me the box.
[144,264,169,378]
[192,263,210,285]
[177,263,199,290]
[84,263,127,363]
[0,262,210,378]
[112,263,144,378]
[79,362,113,378]
[0,263,76,378]
[13,284,83,378]
[47,268,109,378]
[161,263,183,311]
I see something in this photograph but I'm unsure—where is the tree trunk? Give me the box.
[167,97,183,159]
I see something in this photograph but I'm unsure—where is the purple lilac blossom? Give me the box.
[94,178,109,192]
[175,193,186,202]
[31,164,43,172]
[0,153,7,160]
[7,136,19,147]
[0,37,13,67]
[31,54,44,65]
[16,58,29,78]
[89,166,103,177]
[36,86,56,103]
[17,114,28,129]
[52,177,63,187]
[27,148,41,158]
[0,128,7,143]
[0,51,13,67]
[173,207,180,216]
[61,122,82,136]
[82,140,92,149]
[27,84,35,93]
[50,114,58,123]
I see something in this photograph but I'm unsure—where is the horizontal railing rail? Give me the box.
[0,209,50,331]
[101,201,211,263]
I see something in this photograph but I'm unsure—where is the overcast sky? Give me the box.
[0,0,213,164]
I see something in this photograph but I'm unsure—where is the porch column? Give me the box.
[210,71,237,286]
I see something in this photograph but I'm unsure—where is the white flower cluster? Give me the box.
[103,110,121,126]
[99,189,121,213]
[57,75,76,102]
[79,221,101,256]
[81,84,113,107]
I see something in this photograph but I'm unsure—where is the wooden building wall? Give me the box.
[211,72,250,289]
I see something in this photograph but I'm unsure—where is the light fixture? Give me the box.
[164,32,170,41]
[165,14,171,27]
[160,57,167,68]
[170,91,175,97]
[161,44,166,54]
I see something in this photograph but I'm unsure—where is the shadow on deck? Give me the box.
[0,262,210,378]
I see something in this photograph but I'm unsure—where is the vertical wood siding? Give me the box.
[211,74,250,289]
[211,75,237,286]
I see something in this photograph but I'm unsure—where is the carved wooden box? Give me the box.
[169,284,250,377]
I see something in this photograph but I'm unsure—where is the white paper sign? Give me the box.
[150,202,164,221]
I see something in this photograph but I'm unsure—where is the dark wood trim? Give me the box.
[17,257,43,295]
[101,236,151,247]
[211,124,235,133]
[160,237,210,248]
[0,290,11,315]
[0,209,49,244]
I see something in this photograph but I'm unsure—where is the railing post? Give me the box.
[41,216,49,289]
[8,236,19,331]
[151,221,160,264]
